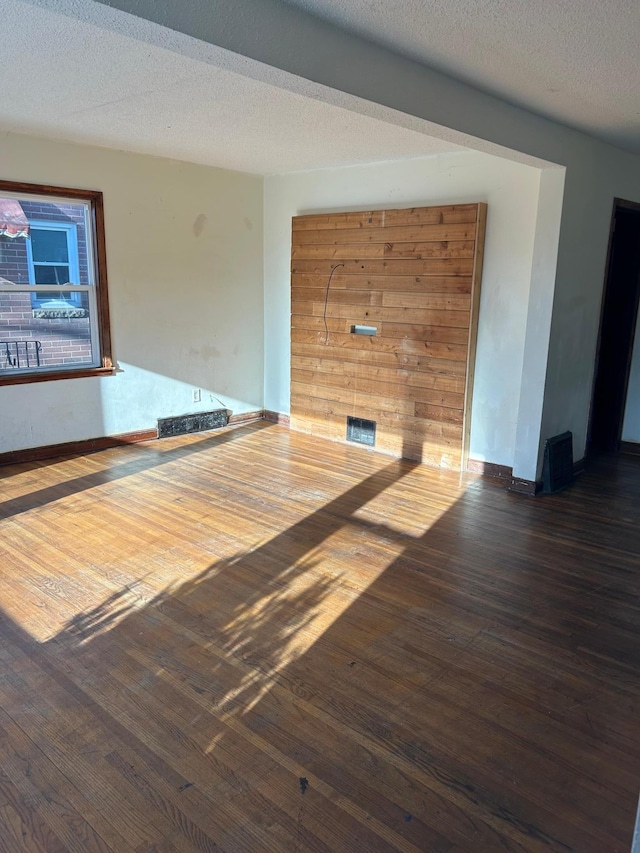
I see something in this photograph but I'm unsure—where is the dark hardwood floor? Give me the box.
[0,422,638,852]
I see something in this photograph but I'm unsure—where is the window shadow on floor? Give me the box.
[0,446,639,851]
[0,420,271,515]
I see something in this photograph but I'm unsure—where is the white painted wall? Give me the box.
[512,167,565,479]
[537,161,640,473]
[5,0,640,477]
[0,132,263,453]
[79,0,640,480]
[264,151,542,469]
[623,311,640,444]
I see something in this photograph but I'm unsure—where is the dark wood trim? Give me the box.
[508,457,584,496]
[0,178,113,384]
[0,429,157,467]
[92,188,113,369]
[0,413,284,467]
[228,410,264,425]
[263,410,291,427]
[508,477,542,497]
[466,458,512,480]
[0,366,115,386]
[613,198,640,214]
[621,440,640,456]
[0,179,104,200]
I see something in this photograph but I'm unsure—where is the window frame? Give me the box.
[26,220,81,306]
[0,180,113,386]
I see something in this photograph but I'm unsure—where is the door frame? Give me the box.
[586,197,640,456]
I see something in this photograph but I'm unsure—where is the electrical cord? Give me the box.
[323,263,344,344]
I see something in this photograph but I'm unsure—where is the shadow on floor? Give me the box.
[0,441,639,851]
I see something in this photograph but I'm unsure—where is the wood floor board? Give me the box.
[0,710,129,853]
[0,801,50,853]
[0,423,638,851]
[67,639,411,853]
[103,654,416,853]
[0,657,190,853]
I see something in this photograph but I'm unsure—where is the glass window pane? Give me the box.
[34,264,71,284]
[0,289,96,373]
[31,229,69,263]
[0,183,110,382]
[34,291,75,304]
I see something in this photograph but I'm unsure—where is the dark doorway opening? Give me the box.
[588,200,640,456]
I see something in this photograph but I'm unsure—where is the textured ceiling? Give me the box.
[283,0,640,152]
[0,0,466,174]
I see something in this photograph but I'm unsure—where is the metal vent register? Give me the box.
[346,416,376,447]
[158,409,228,439]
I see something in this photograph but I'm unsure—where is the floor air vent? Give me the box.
[346,416,376,447]
[158,409,228,439]
[542,431,574,493]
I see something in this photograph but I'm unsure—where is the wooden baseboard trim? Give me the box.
[228,410,264,425]
[573,456,586,475]
[510,459,584,496]
[621,441,640,456]
[508,477,542,497]
[0,429,158,468]
[467,459,513,480]
[0,410,275,468]
[263,410,291,427]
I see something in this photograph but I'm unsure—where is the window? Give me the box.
[27,221,81,307]
[0,181,112,384]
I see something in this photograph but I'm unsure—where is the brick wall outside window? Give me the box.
[0,200,93,370]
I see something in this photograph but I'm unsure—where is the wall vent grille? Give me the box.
[542,431,574,493]
[158,409,228,439]
[346,416,376,447]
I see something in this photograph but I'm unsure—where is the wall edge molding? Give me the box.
[0,429,158,468]
[0,411,269,467]
[621,441,640,456]
[508,456,585,496]
[466,458,513,480]
[228,410,264,425]
[263,410,291,427]
[508,477,542,497]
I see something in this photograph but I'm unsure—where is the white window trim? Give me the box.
[26,220,81,304]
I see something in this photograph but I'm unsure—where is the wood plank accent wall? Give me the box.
[290,203,487,470]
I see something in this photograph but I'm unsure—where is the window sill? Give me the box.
[0,366,116,386]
